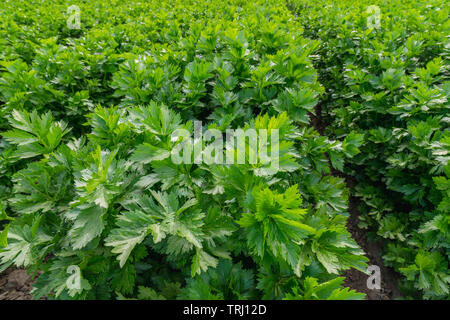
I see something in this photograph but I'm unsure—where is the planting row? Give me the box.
[0,0,367,299]
[289,0,449,299]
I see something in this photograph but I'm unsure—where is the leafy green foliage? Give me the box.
[3,109,70,159]
[283,277,365,300]
[289,0,449,299]
[0,0,380,301]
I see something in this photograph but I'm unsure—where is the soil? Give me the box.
[0,267,35,300]
[342,184,403,300]
[309,103,326,135]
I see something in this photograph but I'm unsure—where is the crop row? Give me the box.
[289,0,449,299]
[0,0,369,299]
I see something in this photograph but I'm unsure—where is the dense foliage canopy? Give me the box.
[0,0,448,300]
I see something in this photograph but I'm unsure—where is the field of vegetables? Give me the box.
[0,0,448,300]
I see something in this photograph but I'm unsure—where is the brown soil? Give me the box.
[309,103,326,135]
[341,176,403,300]
[0,267,35,300]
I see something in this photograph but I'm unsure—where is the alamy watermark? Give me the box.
[67,5,81,30]
[66,265,82,290]
[367,265,381,290]
[366,5,381,29]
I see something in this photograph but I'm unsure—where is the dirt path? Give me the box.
[0,268,35,300]
[341,177,403,300]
